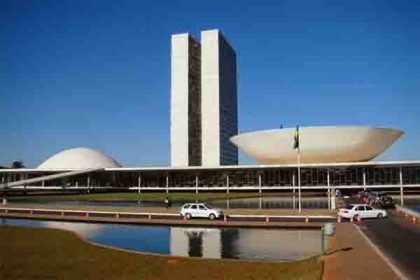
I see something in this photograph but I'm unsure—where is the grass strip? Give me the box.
[0,225,322,280]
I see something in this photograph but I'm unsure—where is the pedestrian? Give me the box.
[164,197,169,209]
[335,189,341,197]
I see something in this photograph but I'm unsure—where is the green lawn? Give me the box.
[0,225,323,280]
[10,191,323,203]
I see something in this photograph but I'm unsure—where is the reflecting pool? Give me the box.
[1,218,324,261]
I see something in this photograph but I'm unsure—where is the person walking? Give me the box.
[164,197,169,209]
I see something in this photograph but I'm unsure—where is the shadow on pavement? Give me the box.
[323,247,353,256]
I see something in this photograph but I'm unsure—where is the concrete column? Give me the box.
[226,174,230,194]
[258,173,262,194]
[327,187,331,210]
[87,175,91,193]
[195,173,199,195]
[166,174,169,193]
[399,166,404,206]
[363,168,366,190]
[327,170,331,209]
[328,169,336,210]
[292,172,296,210]
[138,174,141,194]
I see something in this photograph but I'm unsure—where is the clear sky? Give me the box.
[1,0,419,167]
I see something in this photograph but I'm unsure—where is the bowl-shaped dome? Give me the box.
[230,126,403,164]
[38,147,120,169]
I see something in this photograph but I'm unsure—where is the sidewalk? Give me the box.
[1,202,334,216]
[323,223,398,280]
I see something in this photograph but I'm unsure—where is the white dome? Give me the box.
[38,147,120,169]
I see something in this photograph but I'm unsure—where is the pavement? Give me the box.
[359,211,420,279]
[322,223,399,280]
[333,195,420,279]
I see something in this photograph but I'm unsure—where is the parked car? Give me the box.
[339,204,387,220]
[180,203,224,220]
[374,196,395,209]
[357,190,370,199]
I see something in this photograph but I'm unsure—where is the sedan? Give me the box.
[180,203,224,220]
[339,204,387,220]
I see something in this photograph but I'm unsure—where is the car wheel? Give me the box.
[186,213,192,220]
[377,213,383,219]
[209,213,216,220]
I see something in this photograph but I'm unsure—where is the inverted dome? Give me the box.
[230,126,403,164]
[38,147,120,169]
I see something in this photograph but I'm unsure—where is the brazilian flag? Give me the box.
[293,125,299,150]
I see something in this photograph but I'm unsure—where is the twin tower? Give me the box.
[170,29,238,167]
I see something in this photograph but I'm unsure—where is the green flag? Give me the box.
[293,125,299,150]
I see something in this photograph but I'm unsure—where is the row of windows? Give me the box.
[5,166,420,188]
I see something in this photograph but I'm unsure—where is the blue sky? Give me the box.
[1,0,419,167]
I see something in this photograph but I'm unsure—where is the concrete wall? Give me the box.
[201,30,238,166]
[171,34,190,166]
[201,30,221,166]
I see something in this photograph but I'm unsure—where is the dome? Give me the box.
[38,147,120,169]
[230,126,403,164]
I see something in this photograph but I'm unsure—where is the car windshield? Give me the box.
[204,203,214,209]
[345,204,355,210]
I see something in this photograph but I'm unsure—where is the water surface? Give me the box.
[1,218,323,261]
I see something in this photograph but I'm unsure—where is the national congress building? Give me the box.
[1,30,419,204]
[171,30,238,167]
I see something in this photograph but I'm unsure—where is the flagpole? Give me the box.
[293,125,301,213]
[298,146,301,213]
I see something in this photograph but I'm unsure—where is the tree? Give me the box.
[11,160,25,169]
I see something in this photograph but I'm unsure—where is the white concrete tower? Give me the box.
[201,29,238,166]
[170,30,238,167]
[170,33,201,167]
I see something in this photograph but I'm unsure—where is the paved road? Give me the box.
[342,196,420,279]
[359,211,420,279]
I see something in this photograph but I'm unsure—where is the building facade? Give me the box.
[2,161,420,193]
[170,34,202,167]
[201,30,238,166]
[170,30,238,167]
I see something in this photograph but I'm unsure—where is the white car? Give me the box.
[339,204,387,220]
[180,203,224,220]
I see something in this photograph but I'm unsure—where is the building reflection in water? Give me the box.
[170,227,224,258]
[3,218,322,261]
[41,221,105,238]
[170,227,321,261]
